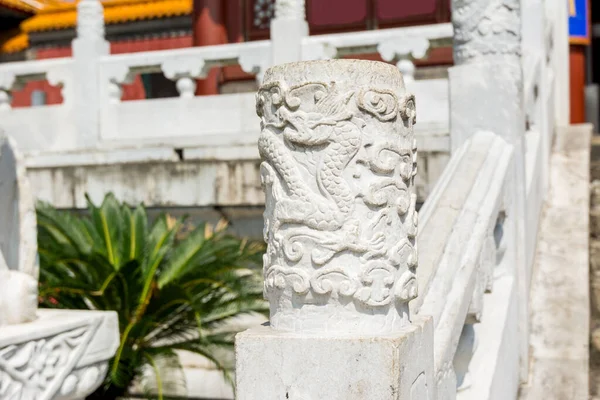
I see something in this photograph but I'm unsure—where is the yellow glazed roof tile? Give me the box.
[0,31,28,53]
[22,0,192,33]
[0,0,39,13]
[0,0,61,13]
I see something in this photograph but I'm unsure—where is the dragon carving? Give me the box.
[257,81,386,264]
[256,60,418,333]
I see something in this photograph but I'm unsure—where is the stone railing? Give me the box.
[0,134,118,400]
[234,58,514,400]
[304,23,452,81]
[416,131,513,396]
[0,0,571,397]
[0,58,76,152]
[234,0,570,397]
[0,58,73,111]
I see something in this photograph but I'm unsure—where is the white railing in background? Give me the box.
[0,0,454,207]
[0,0,453,156]
[0,57,73,109]
[522,0,559,318]
[99,40,270,100]
[305,23,453,80]
[0,58,76,152]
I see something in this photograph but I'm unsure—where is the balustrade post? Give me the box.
[377,36,430,83]
[270,0,308,65]
[449,0,529,384]
[235,59,434,399]
[551,0,570,125]
[0,89,11,111]
[397,59,416,82]
[71,0,109,148]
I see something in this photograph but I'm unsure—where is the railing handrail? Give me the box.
[414,130,513,377]
[0,22,452,91]
[0,57,72,90]
[99,40,272,81]
[305,22,453,56]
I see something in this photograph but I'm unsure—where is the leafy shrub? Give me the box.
[37,194,267,399]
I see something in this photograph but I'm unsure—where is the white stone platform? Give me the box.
[518,124,592,399]
[236,317,434,400]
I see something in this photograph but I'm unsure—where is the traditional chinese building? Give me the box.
[2,0,595,124]
[0,0,40,62]
[1,0,455,106]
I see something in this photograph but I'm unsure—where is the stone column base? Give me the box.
[235,316,434,400]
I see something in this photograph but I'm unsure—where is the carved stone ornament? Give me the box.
[452,0,521,64]
[274,0,305,20]
[0,310,119,400]
[76,0,105,40]
[257,60,418,333]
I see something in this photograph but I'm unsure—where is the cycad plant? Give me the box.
[36,193,267,399]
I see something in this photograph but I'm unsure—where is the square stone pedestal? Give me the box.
[235,316,434,400]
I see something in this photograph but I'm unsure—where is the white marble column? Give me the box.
[236,59,434,399]
[450,0,523,148]
[270,0,308,65]
[71,0,109,148]
[449,0,529,384]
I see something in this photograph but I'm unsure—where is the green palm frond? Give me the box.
[37,193,267,400]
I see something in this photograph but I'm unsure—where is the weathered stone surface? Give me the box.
[519,124,591,399]
[257,59,418,334]
[236,59,436,400]
[25,147,440,210]
[0,309,119,400]
[452,0,521,65]
[0,263,37,326]
[236,316,434,400]
[450,0,528,382]
[0,134,39,326]
[0,134,38,277]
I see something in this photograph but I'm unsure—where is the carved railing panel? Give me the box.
[0,309,118,400]
[0,59,73,110]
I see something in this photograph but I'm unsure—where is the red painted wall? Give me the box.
[307,0,368,32]
[570,45,586,124]
[245,0,451,40]
[11,35,192,108]
[192,0,227,95]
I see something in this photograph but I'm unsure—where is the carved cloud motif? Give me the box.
[257,61,418,333]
